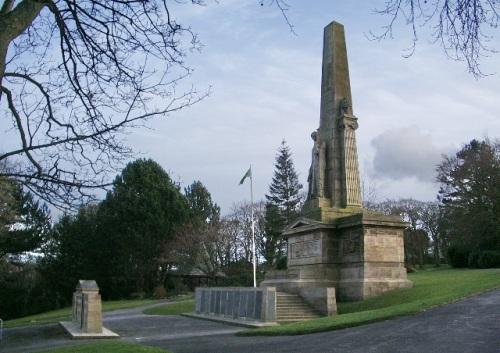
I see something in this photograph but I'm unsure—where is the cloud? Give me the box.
[371,127,446,182]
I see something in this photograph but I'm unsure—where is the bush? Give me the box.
[164,276,189,295]
[467,250,481,268]
[276,256,287,270]
[129,291,147,299]
[477,251,500,268]
[448,245,470,268]
[152,286,167,299]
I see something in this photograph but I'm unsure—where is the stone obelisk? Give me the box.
[261,20,412,303]
[305,21,362,221]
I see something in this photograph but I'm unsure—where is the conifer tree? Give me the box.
[263,140,303,266]
[266,140,303,224]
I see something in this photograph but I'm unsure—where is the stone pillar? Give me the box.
[72,280,103,334]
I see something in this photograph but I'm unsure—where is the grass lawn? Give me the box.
[38,341,172,353]
[240,267,500,336]
[143,299,195,316]
[4,294,192,329]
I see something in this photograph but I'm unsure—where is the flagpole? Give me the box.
[250,165,256,288]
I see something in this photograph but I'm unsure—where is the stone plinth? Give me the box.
[261,211,412,301]
[60,280,119,339]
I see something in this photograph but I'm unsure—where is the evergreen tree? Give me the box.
[266,140,303,224]
[0,179,51,259]
[263,140,303,266]
[185,181,221,225]
[437,139,500,267]
[44,159,190,298]
[98,159,190,296]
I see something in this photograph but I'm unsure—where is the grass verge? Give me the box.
[38,340,172,353]
[143,299,195,316]
[239,267,500,336]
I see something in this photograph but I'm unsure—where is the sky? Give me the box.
[122,0,500,214]
[9,0,497,216]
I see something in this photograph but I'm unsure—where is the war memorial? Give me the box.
[60,280,119,339]
[194,20,412,325]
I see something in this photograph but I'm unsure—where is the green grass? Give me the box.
[38,341,172,353]
[4,299,158,328]
[241,267,500,336]
[143,299,195,315]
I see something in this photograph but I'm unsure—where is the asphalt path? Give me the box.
[2,290,499,353]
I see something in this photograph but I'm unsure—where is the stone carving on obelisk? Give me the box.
[307,21,362,209]
[307,130,326,199]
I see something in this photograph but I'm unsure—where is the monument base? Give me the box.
[261,210,412,301]
[60,321,119,339]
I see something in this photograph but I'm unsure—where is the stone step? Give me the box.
[277,302,312,306]
[277,314,320,319]
[276,306,311,312]
[277,316,320,320]
[278,318,319,323]
[277,315,321,319]
[277,308,318,313]
[277,308,317,313]
[275,291,321,322]
[276,308,317,315]
[276,299,305,304]
[276,298,304,302]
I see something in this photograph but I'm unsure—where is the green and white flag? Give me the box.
[239,167,252,185]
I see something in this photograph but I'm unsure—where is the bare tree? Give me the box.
[372,0,500,77]
[0,0,292,210]
[230,201,266,264]
[0,0,211,209]
[420,202,442,266]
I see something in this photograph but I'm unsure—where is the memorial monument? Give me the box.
[60,280,119,339]
[261,21,412,301]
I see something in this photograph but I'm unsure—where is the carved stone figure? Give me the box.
[339,97,350,115]
[307,131,326,199]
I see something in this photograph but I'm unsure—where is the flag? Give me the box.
[239,167,252,185]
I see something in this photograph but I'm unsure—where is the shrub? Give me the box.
[276,256,287,270]
[129,291,147,299]
[152,286,167,299]
[477,250,500,268]
[448,245,470,268]
[467,250,481,268]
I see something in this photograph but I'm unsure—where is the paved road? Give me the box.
[0,301,244,353]
[2,290,499,353]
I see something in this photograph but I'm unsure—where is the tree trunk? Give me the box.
[433,237,440,267]
[0,0,46,86]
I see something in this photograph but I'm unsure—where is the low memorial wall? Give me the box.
[195,287,276,323]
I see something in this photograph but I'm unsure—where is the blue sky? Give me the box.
[123,0,500,213]
[10,0,493,215]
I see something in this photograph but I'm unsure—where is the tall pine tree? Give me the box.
[263,140,303,267]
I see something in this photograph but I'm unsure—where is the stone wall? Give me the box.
[298,287,337,316]
[195,287,276,323]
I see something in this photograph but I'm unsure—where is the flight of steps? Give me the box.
[276,291,322,323]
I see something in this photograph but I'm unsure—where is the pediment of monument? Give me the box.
[286,218,322,230]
